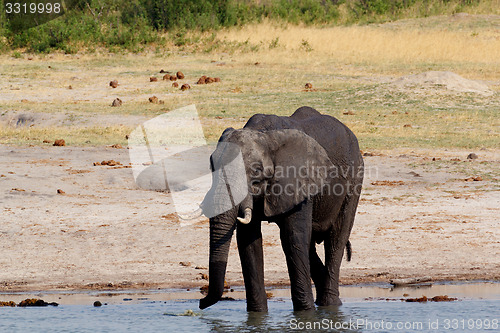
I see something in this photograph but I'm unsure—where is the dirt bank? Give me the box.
[0,145,498,292]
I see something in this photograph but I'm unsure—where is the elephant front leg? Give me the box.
[236,220,268,312]
[279,201,315,311]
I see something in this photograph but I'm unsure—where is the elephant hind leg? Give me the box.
[309,243,327,305]
[319,195,360,306]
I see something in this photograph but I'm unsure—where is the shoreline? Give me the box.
[1,272,499,293]
[1,281,499,307]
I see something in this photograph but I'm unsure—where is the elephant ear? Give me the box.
[264,129,334,217]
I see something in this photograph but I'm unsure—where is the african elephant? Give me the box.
[199,106,364,311]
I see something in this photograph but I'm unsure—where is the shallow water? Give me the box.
[1,282,499,332]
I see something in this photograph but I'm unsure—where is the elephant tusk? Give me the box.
[177,207,203,220]
[237,208,252,224]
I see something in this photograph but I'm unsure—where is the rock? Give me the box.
[94,301,102,307]
[179,261,191,267]
[176,71,185,79]
[68,85,72,89]
[109,80,118,88]
[180,84,191,91]
[172,82,179,88]
[53,139,66,146]
[110,144,123,149]
[305,83,312,89]
[150,77,158,82]
[163,74,171,80]
[197,76,207,84]
[149,96,159,103]
[111,98,122,107]
[403,124,412,128]
[18,298,58,307]
[200,273,208,280]
[405,295,457,302]
[467,153,478,160]
[57,189,65,194]
[160,69,167,73]
[465,176,483,182]
[94,160,122,167]
[343,111,355,115]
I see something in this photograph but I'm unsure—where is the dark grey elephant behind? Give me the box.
[199,106,364,311]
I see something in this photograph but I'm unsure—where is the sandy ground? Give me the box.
[0,144,498,292]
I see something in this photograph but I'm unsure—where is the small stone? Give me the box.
[343,111,355,115]
[149,96,159,103]
[403,124,412,128]
[57,189,65,194]
[197,76,207,84]
[53,139,66,146]
[179,261,191,267]
[467,153,478,160]
[111,98,122,107]
[305,83,312,89]
[109,80,118,88]
[180,84,191,91]
[94,301,102,307]
[172,82,179,88]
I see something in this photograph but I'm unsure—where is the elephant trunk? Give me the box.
[199,213,236,309]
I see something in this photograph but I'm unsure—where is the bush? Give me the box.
[0,0,490,53]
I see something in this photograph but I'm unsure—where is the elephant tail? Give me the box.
[345,240,352,262]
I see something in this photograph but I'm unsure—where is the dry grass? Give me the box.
[219,17,500,78]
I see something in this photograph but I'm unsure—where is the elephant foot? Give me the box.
[315,295,342,307]
[292,300,316,312]
[247,304,268,312]
[199,295,220,309]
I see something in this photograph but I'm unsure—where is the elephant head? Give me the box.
[199,128,334,309]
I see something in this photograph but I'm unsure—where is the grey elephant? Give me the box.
[199,106,364,311]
